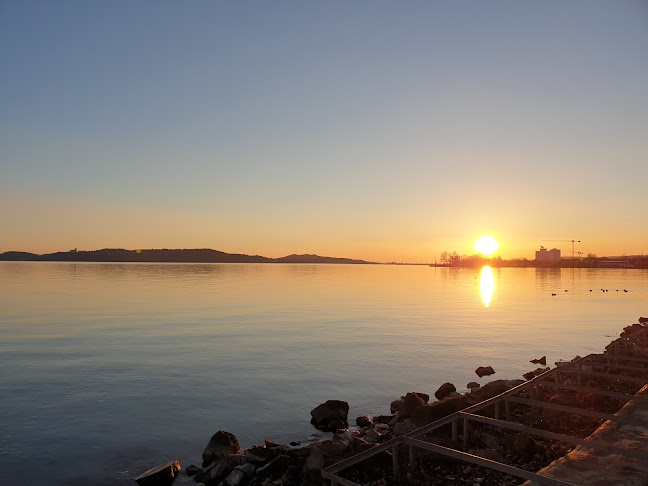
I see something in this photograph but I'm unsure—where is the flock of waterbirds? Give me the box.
[551,288,629,296]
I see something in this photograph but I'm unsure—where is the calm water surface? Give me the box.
[1,262,647,485]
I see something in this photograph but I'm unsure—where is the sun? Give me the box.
[475,235,499,256]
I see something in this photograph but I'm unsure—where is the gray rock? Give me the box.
[310,400,349,430]
[223,468,245,486]
[479,432,500,450]
[373,414,395,424]
[412,396,470,427]
[530,356,547,365]
[355,415,372,427]
[227,454,248,467]
[398,392,427,419]
[304,445,327,470]
[363,428,382,443]
[390,397,404,413]
[237,463,256,476]
[364,423,390,443]
[194,460,229,484]
[393,419,417,436]
[202,431,241,467]
[435,382,456,400]
[245,445,278,463]
[135,461,181,486]
[328,419,347,432]
[475,366,495,377]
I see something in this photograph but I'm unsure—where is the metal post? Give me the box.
[577,362,582,385]
[452,419,458,442]
[409,445,415,471]
[463,417,470,449]
[505,399,511,420]
[392,445,399,479]
[494,401,500,419]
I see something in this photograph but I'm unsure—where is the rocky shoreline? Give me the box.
[136,318,648,486]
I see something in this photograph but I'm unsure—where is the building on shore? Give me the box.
[535,246,561,263]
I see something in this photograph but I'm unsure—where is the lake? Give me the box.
[1,262,647,485]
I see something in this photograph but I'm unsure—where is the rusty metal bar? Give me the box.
[400,437,578,486]
[535,380,646,402]
[458,412,647,460]
[589,361,648,373]
[405,376,544,438]
[505,395,632,424]
[574,369,648,384]
[392,445,399,479]
[323,437,400,473]
[601,354,648,364]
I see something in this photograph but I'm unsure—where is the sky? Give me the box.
[1,1,647,263]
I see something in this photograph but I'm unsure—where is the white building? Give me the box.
[535,246,561,263]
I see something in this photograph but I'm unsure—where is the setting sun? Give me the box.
[475,235,499,255]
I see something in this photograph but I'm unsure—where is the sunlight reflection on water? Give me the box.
[479,266,495,307]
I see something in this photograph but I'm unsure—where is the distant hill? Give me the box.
[0,248,371,264]
[274,253,367,264]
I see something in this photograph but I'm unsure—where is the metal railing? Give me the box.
[322,325,648,486]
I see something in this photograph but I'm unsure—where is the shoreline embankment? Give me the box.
[136,316,648,486]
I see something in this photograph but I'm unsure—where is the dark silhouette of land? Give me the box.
[434,251,648,269]
[0,248,371,264]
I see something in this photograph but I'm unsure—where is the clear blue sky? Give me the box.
[1,1,647,261]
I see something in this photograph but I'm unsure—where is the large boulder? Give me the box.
[356,415,372,427]
[390,392,428,414]
[398,392,427,419]
[202,430,241,467]
[223,468,245,486]
[310,400,349,431]
[475,366,495,377]
[390,397,404,413]
[135,461,181,486]
[468,379,514,402]
[434,382,456,400]
[393,419,417,436]
[244,444,279,463]
[411,395,470,427]
[194,460,230,484]
[373,414,396,425]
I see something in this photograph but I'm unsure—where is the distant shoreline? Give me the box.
[0,248,373,265]
[1,248,646,268]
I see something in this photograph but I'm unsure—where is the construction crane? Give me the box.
[542,239,581,259]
